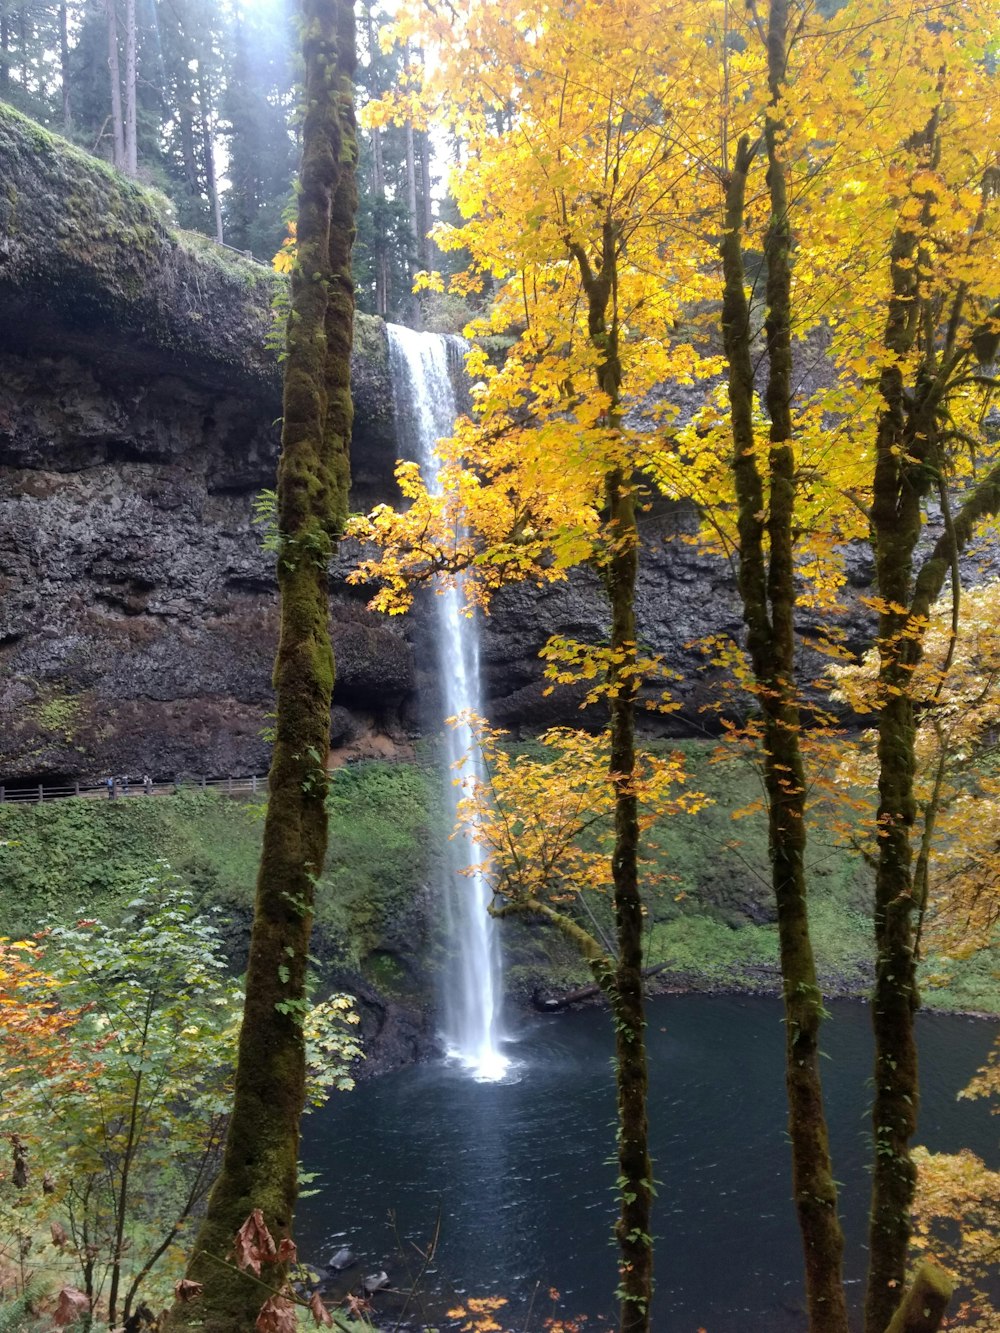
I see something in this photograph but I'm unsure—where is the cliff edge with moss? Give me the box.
[0,104,416,783]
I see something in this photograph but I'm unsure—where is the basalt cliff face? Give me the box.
[0,105,412,783]
[0,105,870,786]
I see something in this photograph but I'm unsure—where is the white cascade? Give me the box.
[386,324,508,1082]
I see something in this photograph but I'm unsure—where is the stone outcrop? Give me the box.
[0,104,410,783]
[0,103,904,787]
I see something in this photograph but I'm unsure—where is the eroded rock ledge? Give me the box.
[0,104,410,782]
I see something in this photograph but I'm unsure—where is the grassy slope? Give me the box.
[0,746,994,1013]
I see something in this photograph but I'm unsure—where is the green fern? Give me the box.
[0,1279,47,1333]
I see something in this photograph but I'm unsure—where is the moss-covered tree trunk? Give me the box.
[606,464,651,1333]
[568,219,653,1333]
[717,7,850,1326]
[164,4,356,1330]
[863,109,1000,1332]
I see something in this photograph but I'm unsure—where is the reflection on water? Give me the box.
[297,995,997,1331]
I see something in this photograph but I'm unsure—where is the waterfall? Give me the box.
[386,324,508,1082]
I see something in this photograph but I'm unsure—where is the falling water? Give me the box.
[386,324,508,1082]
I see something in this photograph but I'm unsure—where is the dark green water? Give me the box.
[297,995,998,1331]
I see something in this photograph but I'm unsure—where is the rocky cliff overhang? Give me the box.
[0,103,396,503]
[0,104,414,783]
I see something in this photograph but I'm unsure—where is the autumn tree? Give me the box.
[355,2,999,1328]
[164,2,358,1329]
[771,6,1000,1323]
[353,4,741,1326]
[455,716,706,986]
[0,884,243,1326]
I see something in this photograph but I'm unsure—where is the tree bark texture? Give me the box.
[124,0,136,175]
[164,3,356,1328]
[105,0,125,171]
[884,1264,953,1333]
[59,0,71,130]
[863,102,1000,1331]
[570,218,653,1333]
[718,30,850,1325]
[198,63,224,243]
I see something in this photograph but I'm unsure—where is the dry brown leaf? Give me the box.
[173,1278,204,1304]
[308,1291,333,1326]
[233,1208,278,1275]
[255,1294,298,1333]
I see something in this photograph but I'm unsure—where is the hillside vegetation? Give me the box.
[1,746,994,1015]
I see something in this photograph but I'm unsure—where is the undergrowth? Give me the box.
[0,747,996,1012]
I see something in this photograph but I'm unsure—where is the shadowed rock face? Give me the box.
[0,105,412,782]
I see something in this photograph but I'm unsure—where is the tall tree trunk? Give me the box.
[404,108,420,326]
[179,101,200,198]
[163,2,356,1327]
[59,0,71,130]
[570,219,653,1333]
[418,127,433,271]
[1,10,10,95]
[364,2,387,316]
[717,5,850,1322]
[105,0,125,171]
[124,0,137,175]
[606,465,650,1333]
[198,64,223,243]
[17,3,27,90]
[862,102,942,1333]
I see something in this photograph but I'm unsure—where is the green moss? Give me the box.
[0,101,282,383]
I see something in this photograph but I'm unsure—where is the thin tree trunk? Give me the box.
[364,3,388,317]
[0,11,9,95]
[606,464,651,1333]
[404,110,420,326]
[59,0,71,130]
[163,3,356,1327]
[105,0,125,170]
[717,19,850,1324]
[569,217,653,1333]
[106,997,154,1327]
[17,3,27,90]
[418,127,433,271]
[124,0,137,175]
[197,63,223,243]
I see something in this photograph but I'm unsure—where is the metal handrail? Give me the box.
[0,775,270,804]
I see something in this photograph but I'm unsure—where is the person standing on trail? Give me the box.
[106,776,114,799]
[143,774,153,795]
[121,775,130,796]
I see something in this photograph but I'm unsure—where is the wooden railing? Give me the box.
[0,775,269,804]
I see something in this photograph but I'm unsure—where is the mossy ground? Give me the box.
[0,745,995,1013]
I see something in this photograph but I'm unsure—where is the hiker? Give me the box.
[106,776,115,800]
[143,774,153,795]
